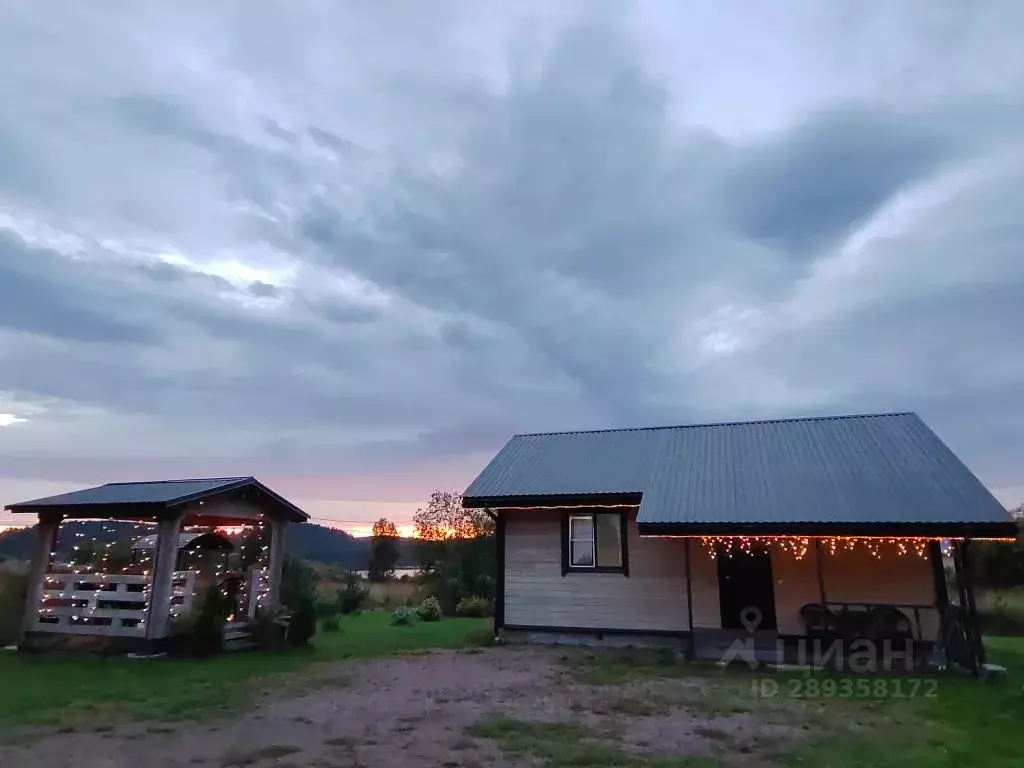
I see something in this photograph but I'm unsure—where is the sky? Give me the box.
[1,0,1022,535]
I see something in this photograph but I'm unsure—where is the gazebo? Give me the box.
[4,476,308,653]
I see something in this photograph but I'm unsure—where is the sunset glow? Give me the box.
[343,522,417,538]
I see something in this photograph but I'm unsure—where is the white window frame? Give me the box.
[568,515,596,568]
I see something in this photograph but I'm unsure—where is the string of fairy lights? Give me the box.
[36,517,273,631]
[691,535,938,561]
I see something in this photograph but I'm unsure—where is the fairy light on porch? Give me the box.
[697,535,947,561]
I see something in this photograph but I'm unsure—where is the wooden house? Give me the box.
[463,412,1015,672]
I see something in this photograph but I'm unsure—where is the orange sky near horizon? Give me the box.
[0,520,417,538]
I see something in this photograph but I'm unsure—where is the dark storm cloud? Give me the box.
[0,234,162,344]
[722,106,955,257]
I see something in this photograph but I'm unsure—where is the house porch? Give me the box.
[495,508,999,673]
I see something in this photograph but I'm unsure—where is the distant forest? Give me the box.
[0,521,417,571]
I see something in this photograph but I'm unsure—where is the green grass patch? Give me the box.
[0,612,489,727]
[468,716,713,768]
[786,636,1024,767]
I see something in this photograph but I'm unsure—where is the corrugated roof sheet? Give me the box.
[131,531,234,550]
[463,428,665,499]
[7,478,250,508]
[464,412,1011,526]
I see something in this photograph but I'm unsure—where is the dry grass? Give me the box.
[309,563,423,608]
[0,570,27,646]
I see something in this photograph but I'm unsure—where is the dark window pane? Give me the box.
[595,514,622,568]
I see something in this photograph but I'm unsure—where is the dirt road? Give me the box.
[0,647,807,767]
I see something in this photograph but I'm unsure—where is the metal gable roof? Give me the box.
[6,477,252,509]
[463,412,1012,527]
[462,427,666,500]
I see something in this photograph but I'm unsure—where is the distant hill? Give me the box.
[0,521,416,571]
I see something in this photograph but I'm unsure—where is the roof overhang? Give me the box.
[637,521,1019,539]
[5,478,309,523]
[462,492,642,510]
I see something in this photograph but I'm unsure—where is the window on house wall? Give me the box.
[563,511,628,575]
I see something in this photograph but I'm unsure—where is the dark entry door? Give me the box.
[717,550,778,631]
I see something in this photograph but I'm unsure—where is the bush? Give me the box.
[280,556,318,611]
[316,599,340,619]
[455,595,493,618]
[322,615,342,632]
[0,571,27,646]
[185,586,227,658]
[337,571,370,615]
[251,605,289,651]
[391,607,414,626]
[287,596,317,647]
[416,596,442,622]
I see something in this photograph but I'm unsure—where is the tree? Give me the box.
[414,491,492,541]
[413,491,495,614]
[368,518,401,581]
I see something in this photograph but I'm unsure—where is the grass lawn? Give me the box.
[788,636,1024,767]
[0,612,490,727]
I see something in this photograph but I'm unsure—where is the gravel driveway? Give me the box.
[0,647,808,767]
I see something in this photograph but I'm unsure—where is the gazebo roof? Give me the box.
[4,476,308,522]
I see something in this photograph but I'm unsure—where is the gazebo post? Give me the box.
[267,517,289,607]
[21,511,62,637]
[145,512,184,640]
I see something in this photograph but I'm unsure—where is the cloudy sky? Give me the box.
[1,1,1022,533]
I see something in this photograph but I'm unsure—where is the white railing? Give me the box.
[36,572,150,637]
[34,570,197,637]
[170,570,197,618]
[246,568,270,618]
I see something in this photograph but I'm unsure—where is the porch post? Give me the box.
[145,512,184,639]
[951,542,978,676]
[960,540,986,666]
[494,510,506,637]
[684,537,695,660]
[927,540,948,612]
[267,517,288,607]
[813,540,827,604]
[21,511,61,636]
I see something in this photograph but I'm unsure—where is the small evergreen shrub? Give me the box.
[251,605,289,651]
[287,596,317,647]
[416,596,442,622]
[337,571,371,615]
[391,607,414,626]
[455,596,493,618]
[189,586,227,657]
[316,599,341,619]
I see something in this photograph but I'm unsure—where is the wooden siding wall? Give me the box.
[504,510,688,632]
[820,547,939,638]
[771,548,824,634]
